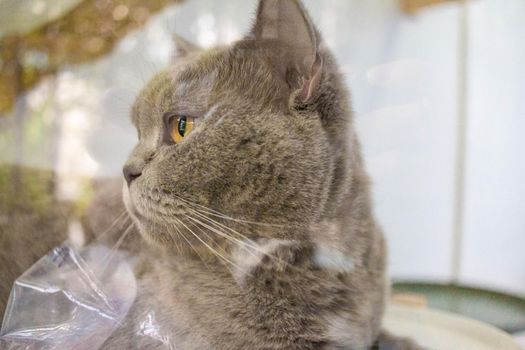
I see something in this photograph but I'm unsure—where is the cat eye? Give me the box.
[168,115,195,144]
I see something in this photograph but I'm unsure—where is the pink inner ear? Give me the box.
[299,53,324,103]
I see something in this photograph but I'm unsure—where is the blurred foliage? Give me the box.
[0,164,73,318]
[0,163,97,218]
[400,0,458,14]
[0,0,84,37]
[0,0,182,115]
[0,164,57,214]
[75,177,95,216]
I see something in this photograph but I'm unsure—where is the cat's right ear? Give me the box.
[173,33,201,58]
[248,0,323,104]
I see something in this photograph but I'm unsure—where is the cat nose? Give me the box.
[123,163,142,186]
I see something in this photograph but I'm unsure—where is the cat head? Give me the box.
[122,0,351,251]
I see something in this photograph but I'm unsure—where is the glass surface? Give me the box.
[1,0,524,346]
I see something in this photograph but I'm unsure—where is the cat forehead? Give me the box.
[131,43,282,127]
[130,51,222,125]
[173,45,269,90]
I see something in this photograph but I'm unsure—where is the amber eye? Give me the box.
[169,115,195,143]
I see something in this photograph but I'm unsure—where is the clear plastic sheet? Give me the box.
[0,243,137,350]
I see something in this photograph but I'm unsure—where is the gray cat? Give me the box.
[104,0,420,349]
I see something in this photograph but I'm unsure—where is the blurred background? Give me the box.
[0,0,524,342]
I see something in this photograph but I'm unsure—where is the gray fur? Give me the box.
[107,1,420,349]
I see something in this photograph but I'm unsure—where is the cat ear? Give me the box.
[173,33,201,58]
[249,0,323,104]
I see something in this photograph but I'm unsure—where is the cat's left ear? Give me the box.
[173,33,201,58]
[249,0,323,104]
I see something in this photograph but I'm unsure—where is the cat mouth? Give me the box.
[127,197,159,224]
[127,190,188,226]
[124,196,193,247]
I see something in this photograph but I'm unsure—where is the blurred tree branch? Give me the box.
[0,0,182,116]
[400,0,459,14]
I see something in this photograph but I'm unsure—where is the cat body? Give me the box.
[103,236,385,349]
[105,1,417,349]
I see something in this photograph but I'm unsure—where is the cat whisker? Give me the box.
[172,216,247,274]
[185,218,237,275]
[186,207,282,252]
[95,210,130,242]
[169,219,209,267]
[110,222,135,251]
[99,222,136,273]
[185,216,220,248]
[187,210,309,274]
[186,212,297,270]
[186,210,260,252]
[173,194,287,228]
[186,215,260,259]
[168,220,184,254]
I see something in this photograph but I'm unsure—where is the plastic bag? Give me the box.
[0,244,137,350]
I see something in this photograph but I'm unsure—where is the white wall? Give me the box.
[460,0,525,295]
[321,0,460,283]
[320,0,525,295]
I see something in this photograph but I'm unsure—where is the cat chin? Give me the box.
[122,182,150,223]
[123,210,182,249]
[129,218,166,246]
[122,183,152,236]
